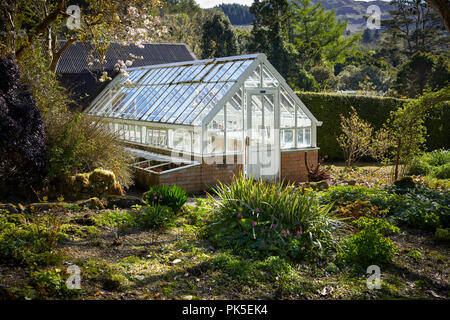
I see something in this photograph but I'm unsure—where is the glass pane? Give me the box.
[226,102,243,152]
[297,127,311,147]
[207,107,225,154]
[281,129,294,149]
[262,65,279,87]
[296,104,311,127]
[229,60,253,81]
[244,65,261,87]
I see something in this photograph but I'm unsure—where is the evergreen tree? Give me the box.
[200,12,238,59]
[290,0,360,65]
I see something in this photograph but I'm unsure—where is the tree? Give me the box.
[249,0,295,79]
[382,0,449,57]
[0,55,47,195]
[386,86,450,179]
[0,0,165,75]
[393,51,449,98]
[290,0,360,65]
[424,0,450,31]
[200,11,237,59]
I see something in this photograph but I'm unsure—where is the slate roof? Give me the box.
[55,41,196,109]
[55,41,197,74]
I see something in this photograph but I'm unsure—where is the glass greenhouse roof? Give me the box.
[86,54,261,126]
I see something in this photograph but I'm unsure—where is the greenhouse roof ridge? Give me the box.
[86,52,321,127]
[126,53,263,71]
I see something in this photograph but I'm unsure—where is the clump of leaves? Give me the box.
[137,205,176,229]
[204,174,337,261]
[143,185,188,213]
[334,200,386,221]
[337,217,399,268]
[0,214,65,267]
[30,268,81,299]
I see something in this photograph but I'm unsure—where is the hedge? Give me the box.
[297,92,450,161]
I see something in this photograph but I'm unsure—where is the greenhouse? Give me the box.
[85,53,322,192]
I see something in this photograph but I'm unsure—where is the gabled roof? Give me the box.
[55,41,197,74]
[85,53,321,126]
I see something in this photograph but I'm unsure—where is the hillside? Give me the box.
[217,0,393,32]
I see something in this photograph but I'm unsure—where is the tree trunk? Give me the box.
[425,0,450,31]
[394,137,402,181]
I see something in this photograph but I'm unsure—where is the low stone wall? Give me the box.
[134,150,318,193]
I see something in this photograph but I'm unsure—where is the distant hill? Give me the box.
[315,0,392,32]
[215,3,254,26]
[216,0,393,32]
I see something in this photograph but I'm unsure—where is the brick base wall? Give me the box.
[134,150,318,194]
[134,155,243,194]
[280,149,318,183]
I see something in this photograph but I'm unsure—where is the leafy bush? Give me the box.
[0,214,64,266]
[30,268,81,299]
[434,228,450,243]
[297,92,449,160]
[143,185,188,213]
[337,217,399,267]
[320,185,449,232]
[0,55,47,194]
[433,163,450,179]
[205,174,337,260]
[45,111,133,187]
[137,205,176,229]
[408,149,450,178]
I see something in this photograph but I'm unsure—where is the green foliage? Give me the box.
[408,149,450,178]
[393,52,449,98]
[434,228,450,243]
[337,217,399,267]
[320,185,450,232]
[387,87,450,178]
[205,174,337,260]
[138,205,176,229]
[0,214,64,267]
[30,268,81,299]
[143,185,188,213]
[298,92,406,160]
[97,205,176,230]
[290,0,360,65]
[201,11,238,59]
[297,91,449,160]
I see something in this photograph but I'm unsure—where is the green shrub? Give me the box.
[434,228,450,243]
[428,149,450,167]
[408,149,450,178]
[45,111,133,187]
[432,163,450,179]
[407,158,432,176]
[205,174,337,260]
[0,215,64,266]
[337,217,399,267]
[297,92,449,160]
[137,205,175,229]
[320,185,450,232]
[143,185,188,213]
[30,268,81,299]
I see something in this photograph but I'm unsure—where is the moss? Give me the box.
[75,197,106,210]
[393,176,416,189]
[60,224,100,238]
[27,202,69,212]
[5,213,27,225]
[434,228,450,243]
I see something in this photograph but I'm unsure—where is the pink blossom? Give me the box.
[251,221,257,227]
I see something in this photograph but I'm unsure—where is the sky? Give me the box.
[195,0,388,9]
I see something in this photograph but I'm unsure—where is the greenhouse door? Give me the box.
[245,89,280,182]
